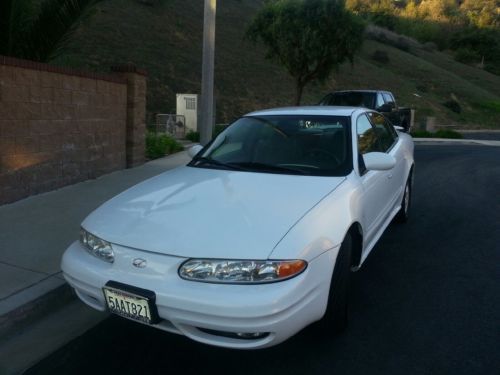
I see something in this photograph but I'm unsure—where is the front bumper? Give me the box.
[61,241,339,349]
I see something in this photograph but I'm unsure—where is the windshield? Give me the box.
[320,92,375,109]
[190,115,352,177]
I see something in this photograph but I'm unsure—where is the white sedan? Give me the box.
[62,106,414,349]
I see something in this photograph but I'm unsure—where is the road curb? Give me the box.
[413,138,500,146]
[0,274,75,340]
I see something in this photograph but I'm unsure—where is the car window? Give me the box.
[382,93,394,106]
[356,114,381,154]
[376,93,385,109]
[193,115,353,177]
[367,112,397,152]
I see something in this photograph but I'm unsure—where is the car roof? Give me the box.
[246,106,364,117]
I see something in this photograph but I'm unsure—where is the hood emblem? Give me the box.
[132,258,147,268]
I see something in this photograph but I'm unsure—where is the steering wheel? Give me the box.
[305,148,341,165]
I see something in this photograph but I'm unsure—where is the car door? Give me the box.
[367,112,405,213]
[355,113,395,248]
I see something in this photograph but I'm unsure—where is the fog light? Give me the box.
[236,332,267,339]
[197,327,270,340]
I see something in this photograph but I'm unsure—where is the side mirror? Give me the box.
[188,144,203,158]
[363,152,396,171]
[377,103,393,112]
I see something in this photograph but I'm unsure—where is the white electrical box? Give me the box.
[176,94,198,132]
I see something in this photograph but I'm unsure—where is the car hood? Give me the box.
[82,166,345,259]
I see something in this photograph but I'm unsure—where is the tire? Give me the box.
[396,174,412,223]
[319,232,352,333]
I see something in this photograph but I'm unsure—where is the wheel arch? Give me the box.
[346,222,363,269]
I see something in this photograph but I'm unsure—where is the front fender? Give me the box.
[268,173,363,262]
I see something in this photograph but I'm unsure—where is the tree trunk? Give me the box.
[295,79,304,106]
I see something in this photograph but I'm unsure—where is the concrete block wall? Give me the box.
[112,64,147,167]
[0,56,147,205]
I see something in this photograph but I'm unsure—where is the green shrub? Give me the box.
[145,132,184,159]
[411,130,432,138]
[411,129,462,139]
[474,100,500,113]
[370,11,398,31]
[442,100,462,114]
[454,48,480,64]
[434,129,463,139]
[371,49,390,64]
[185,130,200,142]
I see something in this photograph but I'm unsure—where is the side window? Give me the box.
[368,112,397,152]
[382,93,394,107]
[376,93,384,109]
[357,114,381,154]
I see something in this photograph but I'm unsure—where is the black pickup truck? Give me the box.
[319,90,412,131]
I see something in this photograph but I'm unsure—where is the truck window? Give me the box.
[367,112,397,152]
[382,93,395,107]
[357,114,381,154]
[376,94,385,109]
[323,92,376,108]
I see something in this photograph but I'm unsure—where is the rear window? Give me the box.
[320,92,376,109]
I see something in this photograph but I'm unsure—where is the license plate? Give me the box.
[103,283,157,324]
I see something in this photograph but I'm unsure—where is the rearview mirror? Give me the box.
[188,144,203,158]
[363,152,396,171]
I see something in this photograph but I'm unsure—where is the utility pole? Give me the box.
[200,0,217,145]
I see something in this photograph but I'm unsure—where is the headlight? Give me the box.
[79,228,114,263]
[179,259,307,284]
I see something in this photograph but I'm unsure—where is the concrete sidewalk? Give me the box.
[0,150,190,336]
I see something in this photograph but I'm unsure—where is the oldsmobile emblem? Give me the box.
[132,258,147,268]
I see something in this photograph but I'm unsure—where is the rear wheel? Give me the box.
[319,232,352,333]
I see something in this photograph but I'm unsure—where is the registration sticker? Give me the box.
[103,285,155,324]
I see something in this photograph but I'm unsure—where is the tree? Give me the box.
[0,0,101,62]
[246,0,365,105]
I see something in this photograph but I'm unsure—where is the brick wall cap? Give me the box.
[0,55,127,84]
[110,63,148,76]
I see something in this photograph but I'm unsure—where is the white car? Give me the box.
[62,106,414,349]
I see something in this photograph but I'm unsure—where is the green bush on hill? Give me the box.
[347,0,500,75]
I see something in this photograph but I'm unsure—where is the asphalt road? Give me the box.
[460,131,500,141]
[26,145,500,375]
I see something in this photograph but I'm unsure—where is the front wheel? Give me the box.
[318,233,352,333]
[396,174,412,223]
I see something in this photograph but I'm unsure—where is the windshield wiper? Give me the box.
[191,156,247,171]
[231,162,309,175]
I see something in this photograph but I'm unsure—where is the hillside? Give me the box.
[52,0,500,128]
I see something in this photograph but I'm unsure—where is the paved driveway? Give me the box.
[26,145,500,375]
